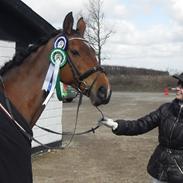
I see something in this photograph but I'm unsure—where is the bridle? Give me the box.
[66,37,106,96]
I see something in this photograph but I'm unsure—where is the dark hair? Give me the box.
[177,80,183,87]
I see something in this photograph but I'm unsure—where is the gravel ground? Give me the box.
[32,91,174,183]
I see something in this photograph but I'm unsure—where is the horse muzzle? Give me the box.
[90,85,112,106]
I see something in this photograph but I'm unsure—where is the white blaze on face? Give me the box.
[106,83,111,99]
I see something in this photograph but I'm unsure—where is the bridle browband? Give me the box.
[66,37,106,96]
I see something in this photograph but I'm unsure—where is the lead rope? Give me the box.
[35,104,104,136]
[62,93,83,147]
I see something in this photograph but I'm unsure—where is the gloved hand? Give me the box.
[98,117,118,130]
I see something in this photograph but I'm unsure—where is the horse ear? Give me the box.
[76,17,86,37]
[63,12,74,35]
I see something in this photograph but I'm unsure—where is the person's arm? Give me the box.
[99,107,161,136]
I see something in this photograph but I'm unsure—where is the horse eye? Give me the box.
[71,49,80,56]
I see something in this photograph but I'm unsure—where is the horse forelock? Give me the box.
[0,30,62,76]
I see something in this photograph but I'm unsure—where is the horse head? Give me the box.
[0,12,112,125]
[57,12,112,106]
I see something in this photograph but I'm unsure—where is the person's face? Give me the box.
[176,80,183,101]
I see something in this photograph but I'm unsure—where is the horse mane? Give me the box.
[0,30,61,76]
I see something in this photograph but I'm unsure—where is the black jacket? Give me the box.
[113,99,183,183]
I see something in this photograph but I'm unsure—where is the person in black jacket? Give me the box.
[99,73,183,183]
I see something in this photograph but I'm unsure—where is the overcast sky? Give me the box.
[21,0,183,74]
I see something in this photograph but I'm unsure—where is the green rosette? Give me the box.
[49,48,67,68]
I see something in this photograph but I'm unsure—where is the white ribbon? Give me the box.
[42,64,55,92]
[42,59,61,105]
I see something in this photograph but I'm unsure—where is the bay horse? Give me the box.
[0,12,111,183]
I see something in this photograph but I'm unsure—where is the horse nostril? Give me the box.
[97,86,107,101]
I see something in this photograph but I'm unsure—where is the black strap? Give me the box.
[35,123,99,136]
[79,66,105,81]
[63,93,83,147]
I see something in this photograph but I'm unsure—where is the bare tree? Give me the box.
[84,0,113,65]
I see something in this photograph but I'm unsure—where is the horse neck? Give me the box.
[3,44,52,127]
